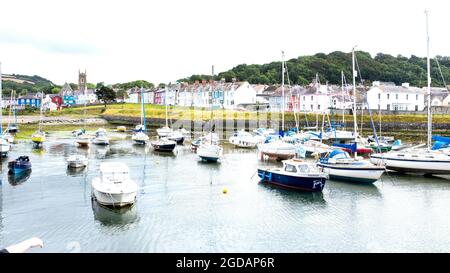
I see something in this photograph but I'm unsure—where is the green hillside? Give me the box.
[178,51,450,88]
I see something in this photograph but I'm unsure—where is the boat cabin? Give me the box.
[100,163,130,184]
[282,159,322,175]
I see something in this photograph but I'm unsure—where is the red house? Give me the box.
[50,95,63,110]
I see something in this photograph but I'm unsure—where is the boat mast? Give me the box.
[315,73,319,129]
[210,65,214,144]
[0,62,3,135]
[165,85,169,128]
[281,51,285,132]
[39,91,43,132]
[141,85,146,130]
[352,47,358,157]
[341,71,345,125]
[425,10,432,150]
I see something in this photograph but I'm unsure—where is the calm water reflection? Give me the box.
[0,130,450,252]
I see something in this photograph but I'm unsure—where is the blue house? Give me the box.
[63,95,76,105]
[17,95,41,108]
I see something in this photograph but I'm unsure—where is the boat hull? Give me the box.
[151,143,176,152]
[92,189,136,207]
[317,163,384,184]
[370,154,450,175]
[8,162,32,174]
[257,168,326,192]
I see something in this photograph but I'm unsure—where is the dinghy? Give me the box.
[67,154,88,169]
[8,156,32,174]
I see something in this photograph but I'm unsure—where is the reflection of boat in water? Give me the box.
[258,182,326,204]
[66,166,87,177]
[91,199,138,226]
[8,169,32,186]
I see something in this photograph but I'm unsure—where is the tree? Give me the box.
[51,87,61,94]
[69,83,78,90]
[20,89,27,96]
[95,83,116,108]
[116,89,129,101]
[158,83,166,89]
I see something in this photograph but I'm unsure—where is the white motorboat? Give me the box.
[91,162,137,207]
[0,137,10,157]
[92,128,110,145]
[2,132,14,144]
[229,130,258,148]
[318,149,385,184]
[197,143,223,162]
[67,154,88,168]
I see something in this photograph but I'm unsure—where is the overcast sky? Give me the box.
[0,0,448,86]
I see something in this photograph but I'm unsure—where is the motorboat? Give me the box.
[67,154,88,169]
[91,162,137,207]
[317,149,385,184]
[257,159,327,192]
[151,137,176,152]
[92,128,110,145]
[167,130,185,145]
[8,156,32,174]
[197,143,223,162]
[31,130,46,145]
[229,130,258,148]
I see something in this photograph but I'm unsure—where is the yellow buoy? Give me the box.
[222,188,228,194]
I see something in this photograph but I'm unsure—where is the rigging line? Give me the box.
[354,51,382,153]
[435,57,449,92]
[284,59,299,132]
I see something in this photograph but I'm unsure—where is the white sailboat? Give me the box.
[92,128,110,145]
[75,89,91,147]
[258,51,296,160]
[197,66,223,162]
[317,47,385,184]
[370,11,450,175]
[132,86,150,145]
[0,62,11,156]
[229,129,258,148]
[156,86,173,137]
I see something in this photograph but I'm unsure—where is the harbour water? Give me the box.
[1,129,450,252]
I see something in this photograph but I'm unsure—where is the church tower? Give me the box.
[78,69,87,93]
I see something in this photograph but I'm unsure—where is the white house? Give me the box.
[75,89,97,104]
[366,81,425,111]
[126,87,155,104]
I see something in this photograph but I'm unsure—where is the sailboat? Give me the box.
[0,62,11,156]
[197,66,223,162]
[8,91,18,133]
[370,11,450,175]
[151,85,176,152]
[75,88,91,146]
[156,86,173,137]
[317,47,385,184]
[132,86,150,145]
[258,51,296,160]
[30,92,46,145]
[2,90,15,144]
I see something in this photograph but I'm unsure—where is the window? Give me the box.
[415,105,418,111]
[311,104,314,110]
[416,94,419,100]
[378,104,380,110]
[285,164,297,173]
[333,100,337,105]
[395,94,398,100]
[406,94,408,100]
[303,96,305,101]
[387,104,390,110]
[387,94,390,99]
[378,93,381,99]
[311,96,313,101]
[318,105,321,110]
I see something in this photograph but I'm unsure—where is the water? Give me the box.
[1,130,450,253]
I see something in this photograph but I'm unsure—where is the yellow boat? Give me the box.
[31,131,46,144]
[117,126,126,132]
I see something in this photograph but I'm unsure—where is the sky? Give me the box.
[0,0,449,86]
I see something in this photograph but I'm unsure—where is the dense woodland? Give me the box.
[178,51,450,88]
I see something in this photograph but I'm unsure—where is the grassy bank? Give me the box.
[43,103,450,124]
